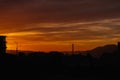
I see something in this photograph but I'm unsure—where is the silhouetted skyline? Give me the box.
[0,0,120,79]
[0,41,120,79]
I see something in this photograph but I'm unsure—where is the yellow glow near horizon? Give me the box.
[0,19,120,52]
[6,35,118,52]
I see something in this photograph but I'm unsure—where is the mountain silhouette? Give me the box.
[86,44,117,58]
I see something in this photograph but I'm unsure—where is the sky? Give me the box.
[0,0,120,52]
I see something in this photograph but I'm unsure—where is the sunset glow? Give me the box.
[0,0,120,52]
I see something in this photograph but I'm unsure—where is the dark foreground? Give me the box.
[0,51,120,80]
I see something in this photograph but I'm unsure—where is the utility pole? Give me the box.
[15,42,19,54]
[72,44,74,55]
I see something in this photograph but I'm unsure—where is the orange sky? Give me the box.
[0,0,120,52]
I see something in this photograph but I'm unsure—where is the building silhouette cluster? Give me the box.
[0,36,6,55]
[0,36,120,79]
[118,42,120,52]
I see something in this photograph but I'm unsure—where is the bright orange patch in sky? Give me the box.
[6,33,118,52]
[0,19,119,52]
[0,0,120,52]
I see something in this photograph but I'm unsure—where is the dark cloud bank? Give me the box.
[0,0,120,23]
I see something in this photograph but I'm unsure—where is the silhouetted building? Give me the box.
[118,42,120,52]
[0,36,6,55]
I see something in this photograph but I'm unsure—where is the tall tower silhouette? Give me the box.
[0,36,6,55]
[15,42,19,54]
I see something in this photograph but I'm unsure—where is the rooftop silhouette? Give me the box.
[0,36,6,55]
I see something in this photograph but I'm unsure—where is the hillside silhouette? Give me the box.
[84,44,117,58]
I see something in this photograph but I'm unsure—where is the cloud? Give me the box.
[0,0,120,26]
[4,19,120,43]
[0,0,120,51]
